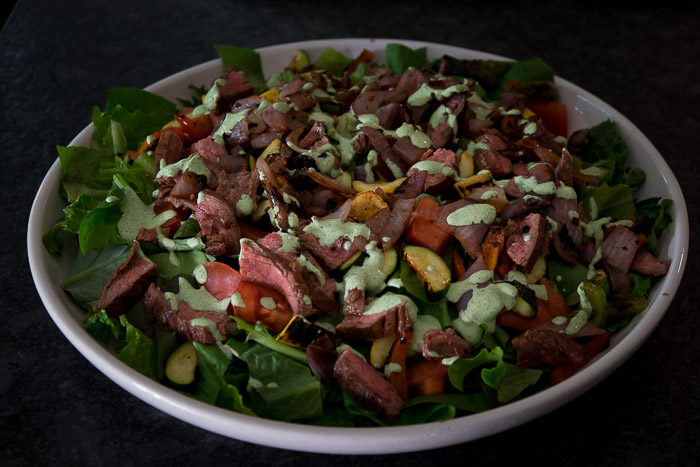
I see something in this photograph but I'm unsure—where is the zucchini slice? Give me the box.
[165,341,198,386]
[382,248,398,276]
[402,245,451,295]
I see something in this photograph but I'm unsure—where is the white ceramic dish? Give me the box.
[27,38,689,454]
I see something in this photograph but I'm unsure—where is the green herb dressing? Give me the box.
[212,109,249,145]
[235,194,254,217]
[407,80,471,107]
[303,216,371,247]
[446,203,497,226]
[157,154,211,181]
[446,270,518,345]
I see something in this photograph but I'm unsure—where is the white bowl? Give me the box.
[27,38,689,454]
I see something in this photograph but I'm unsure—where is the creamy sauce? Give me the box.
[446,203,497,226]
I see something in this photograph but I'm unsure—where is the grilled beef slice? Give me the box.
[142,283,232,344]
[512,328,588,368]
[94,241,159,317]
[333,349,404,422]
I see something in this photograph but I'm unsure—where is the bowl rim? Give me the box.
[27,37,689,455]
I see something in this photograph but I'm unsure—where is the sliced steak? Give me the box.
[238,239,313,316]
[155,129,185,167]
[94,241,159,317]
[142,283,232,344]
[629,249,671,277]
[335,299,411,341]
[333,349,404,422]
[421,328,472,360]
[601,226,640,273]
[512,328,588,368]
[195,189,241,257]
[506,213,550,273]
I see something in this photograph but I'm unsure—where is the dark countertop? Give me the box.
[2,1,698,465]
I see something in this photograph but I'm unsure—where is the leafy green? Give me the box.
[214,45,266,94]
[193,341,257,416]
[315,48,353,77]
[84,309,122,344]
[116,315,160,379]
[448,347,505,392]
[148,250,208,280]
[581,120,645,187]
[547,259,589,299]
[636,197,674,256]
[385,43,429,74]
[629,272,651,297]
[234,318,308,364]
[91,88,176,152]
[581,183,637,219]
[497,364,543,404]
[61,243,131,308]
[239,344,324,421]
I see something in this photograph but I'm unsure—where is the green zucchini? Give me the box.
[402,245,451,295]
[165,341,198,386]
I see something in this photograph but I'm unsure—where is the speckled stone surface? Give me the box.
[1,1,698,465]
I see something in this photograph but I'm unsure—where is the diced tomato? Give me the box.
[407,359,450,395]
[496,310,535,332]
[526,99,568,137]
[175,112,214,141]
[202,262,244,301]
[405,217,453,255]
[540,278,569,319]
[414,197,440,218]
[201,262,293,333]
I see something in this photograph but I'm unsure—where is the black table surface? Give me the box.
[2,1,698,465]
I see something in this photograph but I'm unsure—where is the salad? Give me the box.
[43,43,674,426]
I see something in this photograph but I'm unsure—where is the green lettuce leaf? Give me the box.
[193,341,257,416]
[62,242,131,308]
[385,43,429,74]
[315,48,353,77]
[635,197,674,256]
[448,347,505,392]
[497,364,543,404]
[91,88,176,152]
[239,344,324,421]
[214,45,266,94]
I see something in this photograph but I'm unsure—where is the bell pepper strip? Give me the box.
[125,130,160,160]
[387,329,412,400]
[175,112,214,141]
[480,226,505,271]
[495,247,512,278]
[453,247,467,280]
[346,48,375,76]
[407,359,450,395]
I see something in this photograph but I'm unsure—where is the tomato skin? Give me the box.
[201,262,293,333]
[407,359,450,395]
[175,112,214,141]
[405,217,453,255]
[526,99,568,137]
[202,262,243,301]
